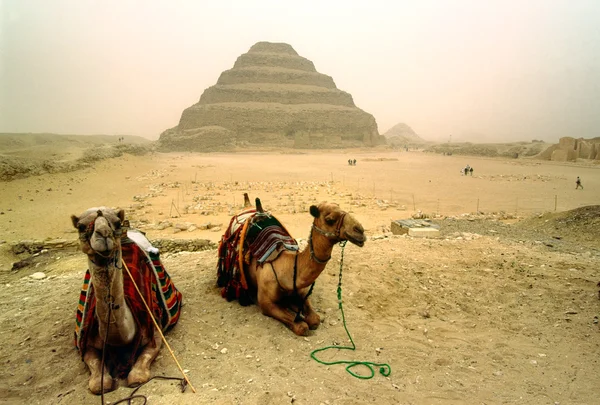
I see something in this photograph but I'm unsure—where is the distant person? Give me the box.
[576,176,583,189]
[353,159,357,166]
[348,159,352,166]
[469,167,474,176]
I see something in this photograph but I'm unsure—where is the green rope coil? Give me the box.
[310,241,391,379]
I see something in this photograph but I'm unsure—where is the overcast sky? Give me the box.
[1,0,599,143]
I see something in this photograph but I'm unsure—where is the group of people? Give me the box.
[347,159,357,166]
[462,164,474,176]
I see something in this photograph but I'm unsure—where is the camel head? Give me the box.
[71,207,125,257]
[309,202,366,247]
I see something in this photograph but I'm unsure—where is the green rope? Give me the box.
[310,241,391,379]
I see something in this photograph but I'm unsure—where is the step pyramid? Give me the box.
[159,42,384,151]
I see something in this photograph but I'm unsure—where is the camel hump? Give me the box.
[255,198,264,213]
[243,193,251,208]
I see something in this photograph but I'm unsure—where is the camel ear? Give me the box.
[116,209,125,222]
[309,205,320,218]
[71,215,79,229]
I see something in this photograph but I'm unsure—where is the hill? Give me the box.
[423,140,549,158]
[0,133,152,181]
[382,123,427,147]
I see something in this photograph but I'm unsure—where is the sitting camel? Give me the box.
[71,207,182,394]
[217,196,366,336]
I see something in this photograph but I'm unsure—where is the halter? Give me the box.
[81,210,124,264]
[308,212,347,264]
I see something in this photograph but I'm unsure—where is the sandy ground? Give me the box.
[0,150,599,405]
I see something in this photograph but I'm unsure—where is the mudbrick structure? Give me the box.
[539,137,600,162]
[159,42,384,150]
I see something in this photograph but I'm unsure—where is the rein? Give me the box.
[310,241,392,380]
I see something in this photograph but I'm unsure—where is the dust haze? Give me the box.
[1,0,599,143]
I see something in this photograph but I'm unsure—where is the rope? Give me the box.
[121,258,196,393]
[310,241,391,380]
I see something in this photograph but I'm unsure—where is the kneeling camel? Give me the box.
[218,197,366,335]
[71,207,182,394]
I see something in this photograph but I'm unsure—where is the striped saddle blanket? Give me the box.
[217,209,298,304]
[74,231,182,366]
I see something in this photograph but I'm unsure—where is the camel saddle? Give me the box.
[217,208,298,305]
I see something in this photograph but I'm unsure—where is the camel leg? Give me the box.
[258,292,309,336]
[83,348,114,395]
[127,331,162,387]
[302,298,321,330]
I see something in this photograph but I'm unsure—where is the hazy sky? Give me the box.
[1,0,599,143]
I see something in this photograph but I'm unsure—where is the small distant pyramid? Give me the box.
[159,41,384,150]
[383,123,426,146]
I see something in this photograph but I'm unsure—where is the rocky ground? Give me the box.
[0,147,599,405]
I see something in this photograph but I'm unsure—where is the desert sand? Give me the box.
[0,147,599,405]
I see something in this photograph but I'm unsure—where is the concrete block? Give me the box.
[408,227,440,238]
[391,219,439,236]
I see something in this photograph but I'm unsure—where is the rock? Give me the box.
[30,272,47,280]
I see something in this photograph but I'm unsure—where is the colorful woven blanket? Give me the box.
[74,232,182,374]
[217,209,298,305]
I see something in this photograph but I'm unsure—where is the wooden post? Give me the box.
[412,194,416,211]
[477,198,479,214]
[554,195,557,211]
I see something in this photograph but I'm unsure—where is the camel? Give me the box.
[217,196,366,336]
[71,207,182,394]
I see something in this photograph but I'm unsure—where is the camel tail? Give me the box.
[255,198,264,213]
[243,193,251,208]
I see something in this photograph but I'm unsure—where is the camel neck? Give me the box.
[88,252,136,344]
[294,231,335,289]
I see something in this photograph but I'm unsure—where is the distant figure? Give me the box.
[576,176,583,189]
[353,159,357,166]
[469,167,474,176]
[348,159,352,166]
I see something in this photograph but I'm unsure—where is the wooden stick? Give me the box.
[121,258,197,393]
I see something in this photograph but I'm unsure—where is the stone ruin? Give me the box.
[159,41,384,151]
[538,137,600,162]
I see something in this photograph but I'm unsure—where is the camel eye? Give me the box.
[78,224,87,233]
[325,218,336,226]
